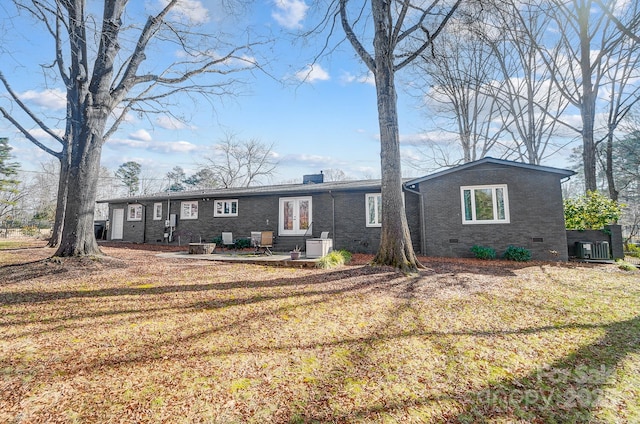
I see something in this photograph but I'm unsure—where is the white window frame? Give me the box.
[279,196,312,236]
[365,193,382,227]
[460,185,510,224]
[180,201,198,220]
[127,204,142,221]
[153,203,163,220]
[214,199,239,217]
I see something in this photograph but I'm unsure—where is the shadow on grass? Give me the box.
[291,314,640,423]
[279,272,639,422]
[0,266,394,306]
[446,314,640,423]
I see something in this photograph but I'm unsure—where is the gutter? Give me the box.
[403,184,426,255]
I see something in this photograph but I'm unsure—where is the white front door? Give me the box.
[112,209,124,240]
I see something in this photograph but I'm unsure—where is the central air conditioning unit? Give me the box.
[575,241,611,260]
[575,241,593,259]
[592,241,610,260]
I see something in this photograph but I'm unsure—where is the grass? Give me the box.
[1,241,639,423]
[317,249,353,268]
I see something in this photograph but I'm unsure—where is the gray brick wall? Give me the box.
[105,163,568,260]
[106,188,420,254]
[418,162,569,261]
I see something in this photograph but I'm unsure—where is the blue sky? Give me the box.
[0,0,415,184]
[0,0,582,186]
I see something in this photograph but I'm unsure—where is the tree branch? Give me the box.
[340,0,376,72]
[0,71,65,149]
[394,0,462,71]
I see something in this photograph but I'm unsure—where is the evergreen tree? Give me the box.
[115,161,141,196]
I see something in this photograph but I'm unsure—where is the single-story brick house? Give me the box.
[98,157,575,260]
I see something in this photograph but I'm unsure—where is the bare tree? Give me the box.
[597,36,640,201]
[200,134,278,188]
[482,1,570,165]
[0,0,262,257]
[541,0,640,192]
[410,17,502,167]
[340,0,462,271]
[322,169,350,181]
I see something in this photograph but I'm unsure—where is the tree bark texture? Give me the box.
[370,0,422,272]
[579,2,598,193]
[47,153,69,248]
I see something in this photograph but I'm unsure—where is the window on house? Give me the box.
[366,193,382,227]
[127,204,142,221]
[279,196,312,235]
[214,199,238,217]
[153,203,163,220]
[461,185,509,224]
[180,201,198,220]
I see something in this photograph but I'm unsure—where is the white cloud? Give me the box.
[20,89,66,110]
[27,127,65,141]
[156,116,188,130]
[129,129,153,142]
[160,0,210,24]
[340,71,375,86]
[295,64,330,83]
[399,130,455,146]
[272,0,308,29]
[108,138,198,153]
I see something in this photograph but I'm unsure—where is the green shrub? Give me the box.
[234,238,251,249]
[564,191,623,230]
[625,244,640,258]
[502,245,532,262]
[470,245,496,260]
[617,261,638,271]
[317,250,352,269]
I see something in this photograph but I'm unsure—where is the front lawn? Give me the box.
[1,243,638,423]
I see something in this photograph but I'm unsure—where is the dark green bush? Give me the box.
[471,245,496,260]
[235,238,251,249]
[503,245,532,262]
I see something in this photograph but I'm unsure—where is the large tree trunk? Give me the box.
[579,3,598,193]
[47,150,70,248]
[54,132,103,257]
[604,132,619,201]
[370,0,422,272]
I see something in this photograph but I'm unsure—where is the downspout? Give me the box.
[142,204,146,243]
[329,190,336,248]
[403,184,426,255]
[167,195,172,243]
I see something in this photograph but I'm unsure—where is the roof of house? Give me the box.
[404,157,576,186]
[97,178,386,204]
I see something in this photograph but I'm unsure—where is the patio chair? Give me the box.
[256,231,273,255]
[320,231,329,239]
[221,232,235,250]
[251,232,261,252]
